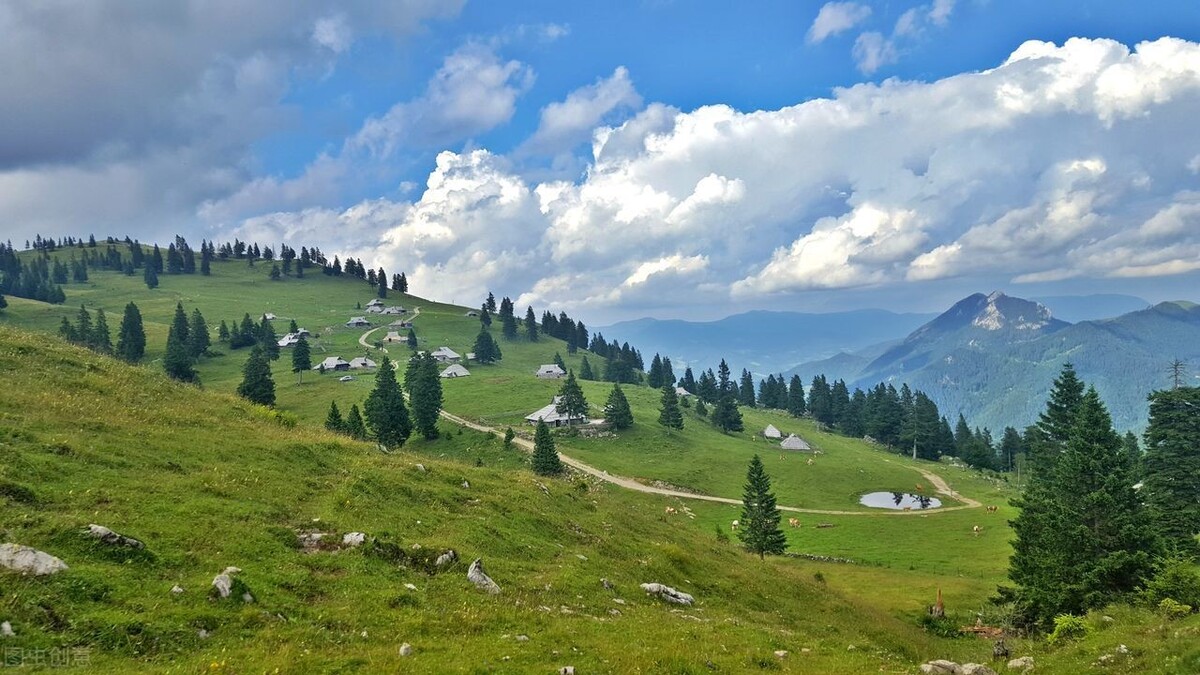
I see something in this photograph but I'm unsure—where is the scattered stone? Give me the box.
[847,645,856,651]
[613,598,626,605]
[1096,655,1114,665]
[600,578,614,591]
[461,480,470,489]
[467,558,501,594]
[1100,615,1114,623]
[211,566,242,599]
[85,524,145,549]
[415,464,426,472]
[404,583,418,591]
[361,631,368,638]
[559,667,575,675]
[297,532,327,552]
[0,543,68,576]
[399,643,413,657]
[801,648,811,654]
[919,660,959,675]
[516,635,529,642]
[1006,656,1034,671]
[242,592,255,603]
[197,629,210,640]
[576,554,588,561]
[608,608,621,616]
[411,543,422,550]
[640,582,694,606]
[435,550,458,568]
[170,585,184,595]
[774,650,788,658]
[962,664,997,675]
[1116,644,1129,655]
[1,622,14,638]
[992,639,1009,661]
[342,532,366,548]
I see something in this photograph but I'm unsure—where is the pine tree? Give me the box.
[345,404,368,440]
[485,292,497,313]
[695,399,709,418]
[0,291,6,311]
[269,263,281,280]
[324,401,344,432]
[998,426,1025,472]
[169,302,190,347]
[410,352,443,440]
[406,328,418,350]
[711,360,743,433]
[501,313,518,341]
[116,302,146,361]
[217,320,230,342]
[555,371,588,422]
[604,384,634,430]
[1142,386,1200,555]
[236,346,276,406]
[292,336,312,383]
[524,306,539,341]
[661,357,675,390]
[657,383,684,430]
[143,262,158,289]
[739,369,756,407]
[531,420,563,476]
[1007,377,1157,628]
[364,357,411,449]
[74,305,92,345]
[89,308,112,353]
[738,455,788,559]
[479,304,492,328]
[163,323,197,383]
[58,316,75,343]
[377,267,388,298]
[398,273,408,293]
[187,309,210,358]
[472,329,502,363]
[258,316,279,360]
[787,375,806,417]
[647,354,664,388]
[579,356,594,380]
[553,352,566,371]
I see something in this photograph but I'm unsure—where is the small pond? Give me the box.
[859,491,942,510]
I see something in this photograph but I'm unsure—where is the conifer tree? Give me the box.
[648,354,664,388]
[237,346,276,406]
[74,305,92,345]
[579,356,594,380]
[410,352,443,440]
[739,369,757,407]
[289,319,299,334]
[217,320,230,342]
[738,455,787,559]
[657,383,684,430]
[258,316,279,360]
[485,292,497,313]
[345,404,368,440]
[143,262,158,289]
[324,401,344,432]
[364,357,411,449]
[604,383,634,430]
[406,328,418,350]
[187,309,210,358]
[1142,386,1200,555]
[555,371,588,421]
[116,302,146,361]
[711,360,744,433]
[501,313,518,341]
[164,323,197,383]
[90,307,112,354]
[531,420,563,476]
[398,273,408,293]
[787,375,806,417]
[269,264,281,280]
[553,352,566,371]
[695,398,709,418]
[292,336,312,383]
[0,291,6,311]
[169,302,190,346]
[479,304,492,328]
[661,357,675,390]
[377,267,388,298]
[524,306,539,341]
[58,316,75,343]
[472,328,501,363]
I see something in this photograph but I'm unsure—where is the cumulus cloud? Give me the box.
[808,2,873,44]
[518,67,643,156]
[853,32,900,74]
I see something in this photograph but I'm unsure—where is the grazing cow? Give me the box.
[788,518,800,528]
[972,525,982,536]
[986,505,998,513]
[730,520,740,530]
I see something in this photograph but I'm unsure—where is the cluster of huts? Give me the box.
[365,298,408,315]
[763,424,813,451]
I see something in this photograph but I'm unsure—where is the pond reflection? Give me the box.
[859,491,942,510]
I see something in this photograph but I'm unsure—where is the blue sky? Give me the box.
[2,1,1200,321]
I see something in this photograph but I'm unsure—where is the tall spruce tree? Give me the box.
[579,356,594,380]
[90,308,112,354]
[143,262,158,289]
[657,383,684,430]
[364,357,411,449]
[738,455,788,559]
[345,404,368,440]
[647,354,664,388]
[711,359,744,433]
[116,302,146,361]
[187,308,210,358]
[524,306,539,341]
[472,329,502,363]
[1142,386,1200,555]
[787,375,806,417]
[604,383,634,430]
[410,352,443,440]
[258,317,279,360]
[236,346,276,406]
[531,419,563,476]
[739,369,756,407]
[555,371,588,421]
[324,401,344,432]
[163,325,196,383]
[1007,377,1157,628]
[292,336,312,383]
[406,328,418,350]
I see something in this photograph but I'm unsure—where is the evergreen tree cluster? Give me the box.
[57,304,112,354]
[0,241,68,304]
[220,312,280,357]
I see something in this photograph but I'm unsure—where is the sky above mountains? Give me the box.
[3,1,1200,322]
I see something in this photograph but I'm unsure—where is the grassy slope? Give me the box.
[3,251,1196,672]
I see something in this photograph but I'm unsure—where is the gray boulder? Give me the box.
[0,543,68,576]
[1006,657,1034,672]
[920,661,961,675]
[435,550,458,568]
[640,582,694,606]
[962,665,998,675]
[342,532,366,547]
[1,621,14,638]
[467,558,501,594]
[85,524,144,549]
[211,566,242,599]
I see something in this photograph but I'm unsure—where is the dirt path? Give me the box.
[437,409,981,516]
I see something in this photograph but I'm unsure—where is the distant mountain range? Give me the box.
[1029,294,1150,323]
[789,292,1200,433]
[598,308,935,373]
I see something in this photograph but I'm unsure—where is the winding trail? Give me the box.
[358,306,421,352]
[437,409,981,517]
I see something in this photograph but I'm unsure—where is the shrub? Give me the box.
[1159,598,1193,619]
[1140,555,1200,610]
[1047,614,1090,645]
[920,614,963,638]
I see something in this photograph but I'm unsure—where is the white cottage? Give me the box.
[780,434,812,451]
[431,347,461,363]
[535,364,566,379]
[763,424,782,439]
[440,364,471,378]
[348,357,377,370]
[313,356,350,372]
[525,396,587,427]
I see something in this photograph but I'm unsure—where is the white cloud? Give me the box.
[807,2,873,44]
[312,14,353,54]
[519,67,643,156]
[853,32,899,74]
[929,0,956,27]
